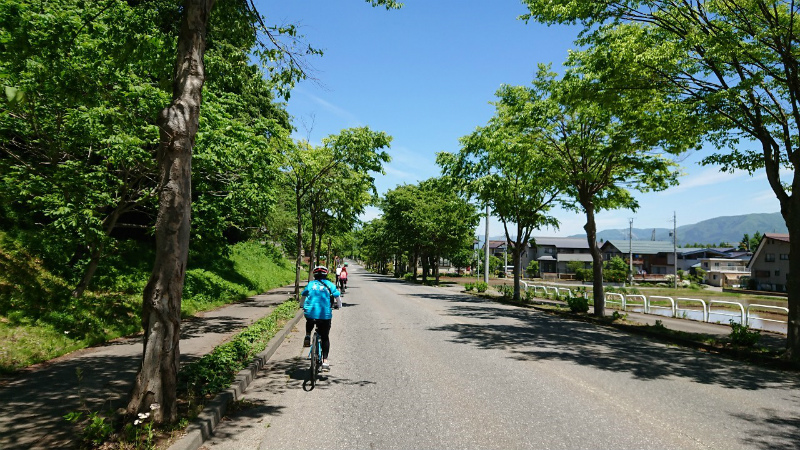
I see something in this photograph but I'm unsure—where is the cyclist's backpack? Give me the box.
[318,280,336,308]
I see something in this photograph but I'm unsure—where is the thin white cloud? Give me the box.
[383,164,417,181]
[296,88,363,128]
[749,189,782,205]
[667,166,749,193]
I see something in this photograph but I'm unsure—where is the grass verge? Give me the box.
[0,237,297,374]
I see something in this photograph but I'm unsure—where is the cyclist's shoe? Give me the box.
[303,335,310,347]
[321,360,330,371]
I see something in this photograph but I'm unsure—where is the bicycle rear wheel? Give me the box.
[309,333,319,387]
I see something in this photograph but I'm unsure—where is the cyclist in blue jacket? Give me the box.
[302,266,340,370]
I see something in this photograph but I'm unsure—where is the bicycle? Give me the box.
[306,329,323,389]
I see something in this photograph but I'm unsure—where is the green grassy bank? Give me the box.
[0,234,297,374]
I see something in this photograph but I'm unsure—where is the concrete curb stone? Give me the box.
[168,308,303,450]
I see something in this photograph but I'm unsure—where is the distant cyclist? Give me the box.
[339,263,348,292]
[335,265,343,289]
[302,266,340,371]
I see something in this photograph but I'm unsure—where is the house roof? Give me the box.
[747,233,790,268]
[531,237,593,249]
[764,233,790,243]
[557,253,594,262]
[602,240,677,255]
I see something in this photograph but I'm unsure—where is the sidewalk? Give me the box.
[0,285,298,450]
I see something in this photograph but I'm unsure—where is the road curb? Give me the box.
[168,308,304,450]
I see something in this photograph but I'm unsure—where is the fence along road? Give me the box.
[203,264,799,450]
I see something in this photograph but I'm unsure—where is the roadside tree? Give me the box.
[494,67,687,317]
[521,0,800,359]
[438,119,561,302]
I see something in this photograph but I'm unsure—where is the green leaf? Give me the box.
[4,85,24,104]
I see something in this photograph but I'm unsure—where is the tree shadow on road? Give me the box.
[730,405,800,450]
[407,291,800,392]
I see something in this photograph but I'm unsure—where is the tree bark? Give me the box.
[782,182,799,359]
[582,200,604,317]
[127,0,214,423]
[434,253,440,284]
[512,242,522,302]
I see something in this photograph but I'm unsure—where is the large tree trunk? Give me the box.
[127,0,215,423]
[583,200,604,317]
[782,188,799,359]
[434,253,440,284]
[512,241,522,302]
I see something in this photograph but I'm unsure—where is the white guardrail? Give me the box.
[648,296,676,317]
[676,298,708,323]
[523,285,787,333]
[708,300,746,325]
[625,294,646,313]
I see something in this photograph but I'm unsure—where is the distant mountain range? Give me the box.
[569,212,787,246]
[479,212,787,246]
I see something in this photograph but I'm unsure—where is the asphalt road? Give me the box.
[201,264,799,450]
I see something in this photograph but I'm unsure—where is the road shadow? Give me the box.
[407,291,800,393]
[731,403,800,450]
[0,303,280,449]
[0,352,140,449]
[180,315,249,339]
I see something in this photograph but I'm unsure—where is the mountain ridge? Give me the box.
[478,212,787,246]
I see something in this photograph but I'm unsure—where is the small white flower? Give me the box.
[149,403,160,410]
[64,331,69,335]
[134,419,141,425]
[137,412,150,420]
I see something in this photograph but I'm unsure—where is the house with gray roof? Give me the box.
[747,233,790,292]
[600,240,688,276]
[528,237,595,277]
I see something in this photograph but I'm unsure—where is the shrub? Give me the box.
[403,273,415,282]
[179,300,298,398]
[729,320,761,347]
[603,256,629,282]
[524,289,534,303]
[566,296,589,313]
[475,282,488,293]
[464,283,474,291]
[498,284,513,300]
[526,260,539,278]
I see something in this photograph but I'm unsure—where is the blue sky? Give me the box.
[260,0,785,237]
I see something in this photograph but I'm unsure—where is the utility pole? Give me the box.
[629,218,633,286]
[484,204,490,284]
[673,211,678,289]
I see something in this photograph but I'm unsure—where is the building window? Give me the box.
[775,270,780,277]
[713,274,717,280]
[765,253,776,262]
[714,262,720,267]
[544,248,554,254]
[780,254,789,260]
